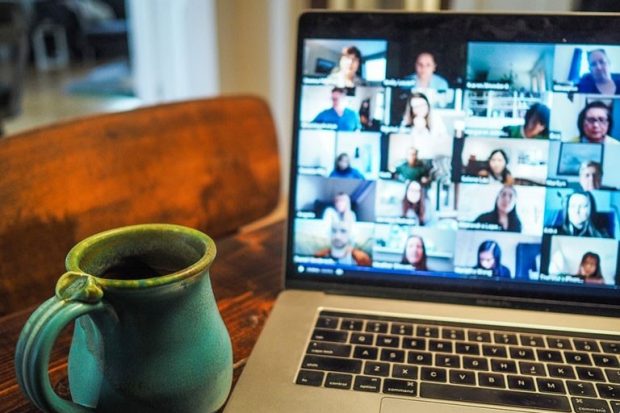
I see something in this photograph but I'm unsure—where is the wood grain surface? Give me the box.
[0,96,280,316]
[0,220,285,412]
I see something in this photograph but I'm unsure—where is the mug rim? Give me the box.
[64,223,216,289]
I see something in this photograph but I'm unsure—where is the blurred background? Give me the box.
[0,0,618,196]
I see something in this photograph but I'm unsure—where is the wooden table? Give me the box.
[0,220,285,412]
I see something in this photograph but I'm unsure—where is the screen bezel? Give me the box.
[285,11,620,315]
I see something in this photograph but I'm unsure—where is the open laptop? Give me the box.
[226,11,620,413]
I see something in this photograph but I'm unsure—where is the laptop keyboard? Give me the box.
[295,310,620,413]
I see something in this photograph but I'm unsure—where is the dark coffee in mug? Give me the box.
[99,254,188,279]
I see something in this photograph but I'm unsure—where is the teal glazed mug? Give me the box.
[15,224,233,412]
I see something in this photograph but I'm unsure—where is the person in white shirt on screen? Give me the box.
[326,46,364,88]
[323,192,357,227]
[401,92,451,158]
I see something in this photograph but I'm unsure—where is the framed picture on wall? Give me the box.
[557,142,603,176]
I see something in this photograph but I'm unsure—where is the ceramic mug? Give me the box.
[15,224,233,412]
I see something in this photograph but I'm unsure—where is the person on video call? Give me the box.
[404,52,449,90]
[401,92,451,158]
[401,235,428,270]
[401,180,434,225]
[474,185,522,232]
[502,103,551,139]
[326,46,365,88]
[329,153,365,179]
[570,101,617,144]
[394,147,430,183]
[475,240,511,278]
[556,191,609,238]
[323,192,357,227]
[577,49,620,95]
[578,161,604,191]
[577,251,605,284]
[314,220,371,266]
[477,149,514,184]
[312,87,361,131]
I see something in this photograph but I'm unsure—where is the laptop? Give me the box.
[226,11,620,413]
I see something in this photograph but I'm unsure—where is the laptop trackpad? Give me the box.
[380,398,523,413]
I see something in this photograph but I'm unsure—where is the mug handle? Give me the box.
[15,272,106,413]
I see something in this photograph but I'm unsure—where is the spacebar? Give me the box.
[420,383,571,412]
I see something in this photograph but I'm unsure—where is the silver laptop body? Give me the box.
[227,11,620,413]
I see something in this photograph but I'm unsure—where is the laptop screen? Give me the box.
[286,12,620,309]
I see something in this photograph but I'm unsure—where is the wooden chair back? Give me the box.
[0,96,280,315]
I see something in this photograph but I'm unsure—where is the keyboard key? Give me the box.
[478,373,505,388]
[576,366,605,382]
[491,359,517,373]
[520,334,545,347]
[537,349,563,363]
[597,383,620,400]
[509,346,535,360]
[494,332,518,345]
[463,356,489,371]
[350,333,374,346]
[296,369,324,386]
[602,342,620,355]
[593,354,620,368]
[380,348,405,363]
[353,346,378,360]
[468,330,492,343]
[456,342,480,355]
[483,345,507,358]
[571,397,611,413]
[574,339,600,353]
[364,361,390,377]
[537,378,566,394]
[302,355,362,374]
[420,367,447,383]
[407,351,433,365]
[547,337,572,350]
[519,361,546,376]
[420,383,571,412]
[390,323,413,336]
[383,378,417,396]
[416,325,439,338]
[324,372,352,390]
[316,316,339,329]
[611,401,620,413]
[565,352,592,365]
[507,375,535,391]
[402,337,426,350]
[312,329,348,343]
[307,341,352,357]
[442,328,465,340]
[449,370,476,385]
[548,364,576,379]
[567,381,597,397]
[353,375,381,392]
[435,354,460,368]
[366,321,388,334]
[392,364,418,380]
[340,319,363,331]
[607,369,620,384]
[376,335,400,348]
[428,340,452,353]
